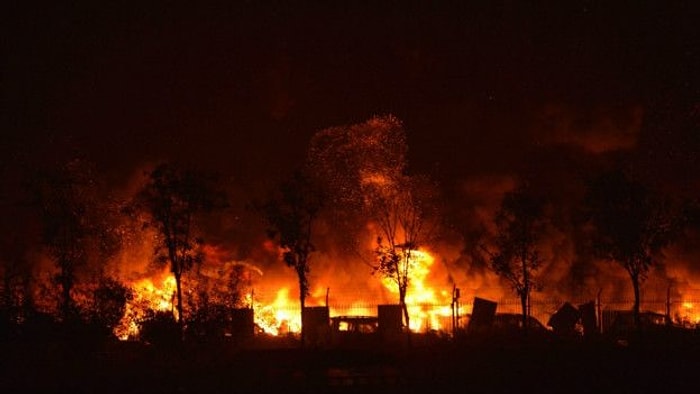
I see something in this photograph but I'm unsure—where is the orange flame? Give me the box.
[248,288,301,336]
[679,301,700,327]
[114,275,177,340]
[379,249,453,332]
[113,245,461,340]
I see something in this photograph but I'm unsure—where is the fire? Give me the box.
[679,301,700,326]
[249,288,301,336]
[234,249,454,337]
[380,249,453,332]
[113,247,457,340]
[114,275,177,340]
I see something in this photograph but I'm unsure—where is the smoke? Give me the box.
[534,103,643,153]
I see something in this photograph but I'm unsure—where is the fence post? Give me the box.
[666,284,671,322]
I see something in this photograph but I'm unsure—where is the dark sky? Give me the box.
[3,1,698,196]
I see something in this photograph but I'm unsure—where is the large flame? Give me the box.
[113,244,466,340]
[248,288,301,336]
[379,249,453,332]
[114,275,177,340]
[112,251,700,341]
[679,301,700,327]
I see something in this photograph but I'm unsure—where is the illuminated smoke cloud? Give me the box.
[534,104,643,153]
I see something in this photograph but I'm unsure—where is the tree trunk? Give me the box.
[399,253,410,330]
[631,272,641,330]
[59,262,75,322]
[299,283,306,348]
[174,271,184,338]
[61,280,73,321]
[521,250,529,335]
[399,285,410,329]
[399,289,412,347]
[520,291,528,335]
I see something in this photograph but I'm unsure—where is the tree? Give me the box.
[0,232,33,339]
[307,115,437,330]
[185,262,248,341]
[484,185,546,332]
[134,163,227,337]
[307,115,407,252]
[82,277,132,338]
[584,170,678,328]
[370,176,434,329]
[256,170,323,347]
[28,159,113,322]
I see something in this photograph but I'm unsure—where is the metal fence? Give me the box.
[253,293,700,334]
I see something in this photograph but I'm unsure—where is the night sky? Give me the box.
[3,2,698,210]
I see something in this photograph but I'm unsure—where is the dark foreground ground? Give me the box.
[2,336,700,394]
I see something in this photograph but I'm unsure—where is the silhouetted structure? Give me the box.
[578,301,598,338]
[378,304,403,340]
[302,306,330,347]
[231,308,254,339]
[468,297,497,333]
[548,302,580,337]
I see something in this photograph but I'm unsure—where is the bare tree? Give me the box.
[134,163,227,337]
[483,185,546,332]
[255,170,323,347]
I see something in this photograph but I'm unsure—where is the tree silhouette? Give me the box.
[186,262,247,341]
[134,163,227,338]
[0,228,34,338]
[584,170,678,328]
[307,115,438,329]
[370,176,435,329]
[307,115,407,252]
[484,185,546,332]
[256,170,323,347]
[82,277,132,338]
[28,159,117,323]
